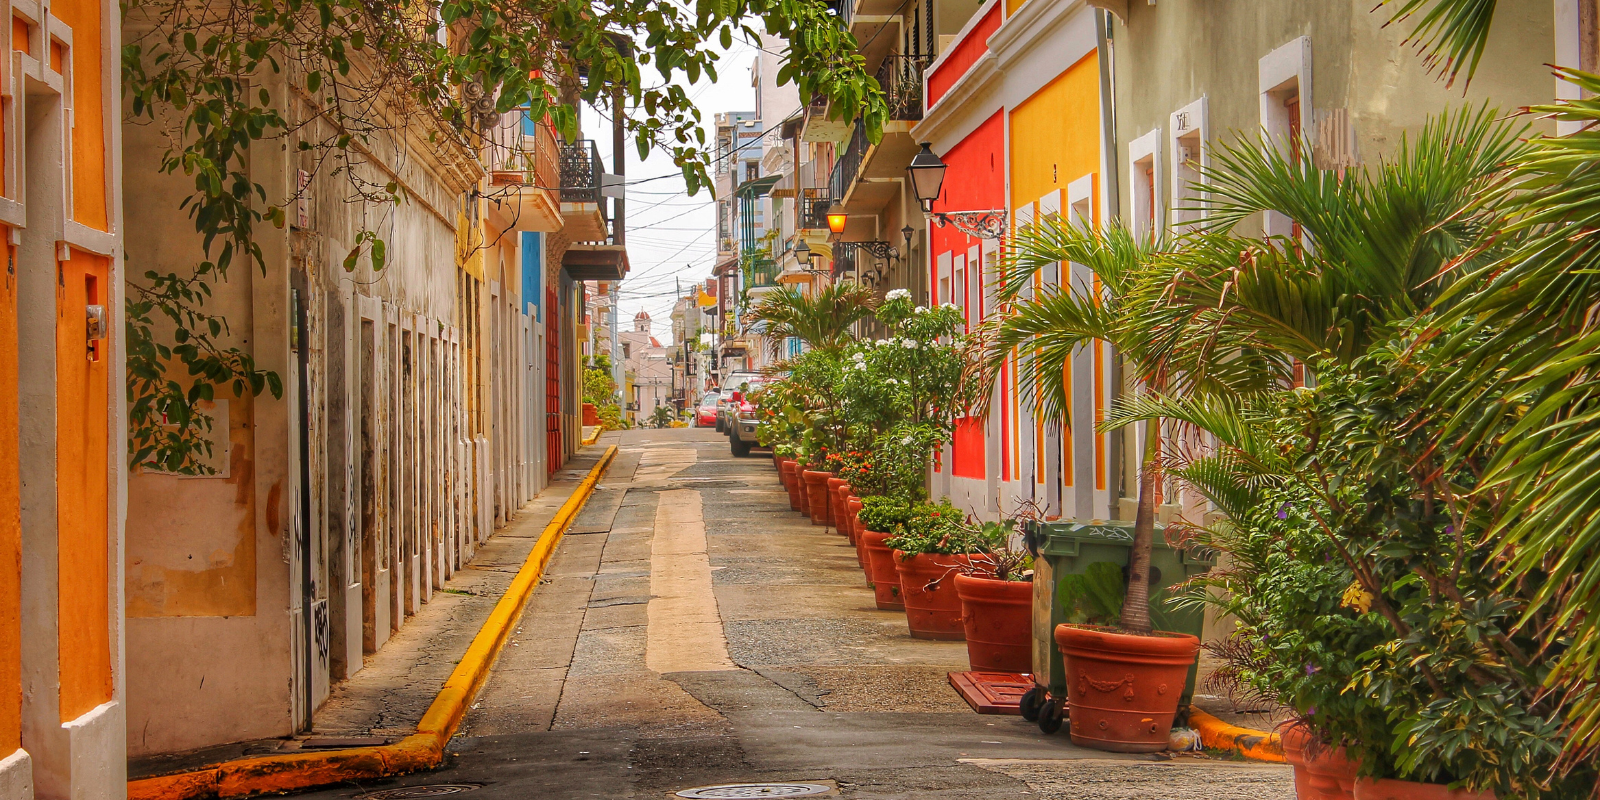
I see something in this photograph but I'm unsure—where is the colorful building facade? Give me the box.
[918,0,1108,523]
[1,0,127,796]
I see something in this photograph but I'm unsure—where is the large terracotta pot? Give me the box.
[795,467,811,513]
[894,551,971,641]
[860,531,904,610]
[835,483,854,538]
[1281,724,1360,800]
[1054,624,1201,753]
[779,461,799,510]
[802,470,833,525]
[954,573,1033,672]
[1354,779,1494,800]
[845,497,863,547]
[826,478,847,532]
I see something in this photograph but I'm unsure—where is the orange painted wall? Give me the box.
[0,236,18,753]
[11,17,28,55]
[1009,50,1099,214]
[52,0,107,231]
[57,249,111,722]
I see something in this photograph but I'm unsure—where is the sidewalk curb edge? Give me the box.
[1187,708,1285,763]
[128,444,620,800]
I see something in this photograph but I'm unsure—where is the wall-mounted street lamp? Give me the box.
[907,142,1007,240]
[826,202,849,234]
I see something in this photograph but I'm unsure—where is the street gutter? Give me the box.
[128,444,621,800]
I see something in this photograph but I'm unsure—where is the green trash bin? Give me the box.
[1023,519,1215,732]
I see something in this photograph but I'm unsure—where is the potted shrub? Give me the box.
[951,516,1033,673]
[887,499,982,641]
[857,495,914,609]
[979,219,1203,752]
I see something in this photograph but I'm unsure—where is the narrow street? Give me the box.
[291,429,1292,800]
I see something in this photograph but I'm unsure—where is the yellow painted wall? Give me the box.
[54,0,108,231]
[57,249,111,721]
[1009,50,1100,214]
[0,236,18,753]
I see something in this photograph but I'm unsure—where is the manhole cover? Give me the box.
[675,784,832,798]
[357,785,481,799]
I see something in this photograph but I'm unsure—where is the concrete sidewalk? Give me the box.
[129,446,610,781]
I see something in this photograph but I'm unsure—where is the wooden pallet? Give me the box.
[948,671,1032,715]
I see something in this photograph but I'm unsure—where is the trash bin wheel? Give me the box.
[1019,686,1043,723]
[1037,694,1064,734]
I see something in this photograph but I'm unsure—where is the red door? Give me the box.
[545,288,560,474]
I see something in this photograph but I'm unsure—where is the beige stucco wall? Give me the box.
[1108,0,1557,230]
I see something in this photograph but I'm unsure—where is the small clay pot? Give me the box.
[845,497,863,548]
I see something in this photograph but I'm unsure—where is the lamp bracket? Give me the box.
[833,240,898,261]
[932,209,1007,240]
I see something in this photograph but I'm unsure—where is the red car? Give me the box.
[694,391,720,428]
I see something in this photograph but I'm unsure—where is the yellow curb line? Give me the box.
[581,426,603,446]
[129,445,620,800]
[1188,708,1285,763]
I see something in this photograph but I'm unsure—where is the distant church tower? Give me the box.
[634,311,651,334]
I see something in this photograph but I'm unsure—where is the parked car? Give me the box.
[715,372,761,432]
[694,392,719,428]
[726,377,770,458]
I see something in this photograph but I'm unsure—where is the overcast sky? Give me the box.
[581,37,762,347]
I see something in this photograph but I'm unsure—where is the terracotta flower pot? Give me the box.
[1054,623,1201,753]
[954,573,1033,672]
[1281,724,1360,800]
[844,497,862,547]
[795,467,811,513]
[826,477,847,532]
[860,531,904,610]
[894,550,972,641]
[780,461,800,511]
[802,470,833,525]
[1354,779,1495,800]
[834,482,853,537]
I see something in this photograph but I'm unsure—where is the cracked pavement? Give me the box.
[286,428,1294,799]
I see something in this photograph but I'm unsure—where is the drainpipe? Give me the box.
[292,284,315,732]
[1095,9,1129,514]
[610,89,625,401]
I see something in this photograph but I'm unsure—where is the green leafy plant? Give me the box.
[856,494,914,535]
[121,0,887,473]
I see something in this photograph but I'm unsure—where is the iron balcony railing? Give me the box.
[487,111,561,191]
[559,139,604,203]
[877,54,931,121]
[828,122,868,204]
[800,191,832,231]
[745,257,780,289]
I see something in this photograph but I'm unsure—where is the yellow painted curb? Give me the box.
[582,426,604,446]
[1188,708,1285,763]
[129,445,620,800]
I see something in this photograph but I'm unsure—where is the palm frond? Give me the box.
[1378,0,1499,88]
[749,283,877,356]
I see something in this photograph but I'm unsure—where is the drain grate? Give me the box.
[356,785,482,799]
[675,784,832,798]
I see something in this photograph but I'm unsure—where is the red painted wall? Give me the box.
[926,3,1000,109]
[931,110,1004,479]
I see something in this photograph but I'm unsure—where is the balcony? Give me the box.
[484,111,563,234]
[877,54,929,123]
[799,191,833,231]
[559,139,609,242]
[745,258,780,294]
[825,55,928,219]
